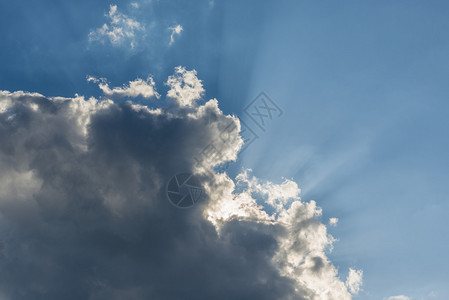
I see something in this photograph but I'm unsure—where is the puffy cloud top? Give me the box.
[87,76,160,100]
[166,66,205,107]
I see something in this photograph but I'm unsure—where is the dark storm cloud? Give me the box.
[0,69,361,300]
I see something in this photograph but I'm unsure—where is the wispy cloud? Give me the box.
[89,5,143,48]
[329,217,339,226]
[168,24,183,45]
[346,268,363,295]
[386,296,411,300]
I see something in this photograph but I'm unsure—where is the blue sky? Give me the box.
[1,0,448,299]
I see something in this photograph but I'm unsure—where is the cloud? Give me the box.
[87,76,160,99]
[386,296,411,300]
[0,68,361,299]
[329,217,339,226]
[346,268,363,295]
[89,5,143,48]
[168,24,183,45]
[166,66,205,107]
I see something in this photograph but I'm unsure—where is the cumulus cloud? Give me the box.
[166,66,205,107]
[0,67,361,299]
[168,24,183,45]
[87,76,160,99]
[89,5,143,48]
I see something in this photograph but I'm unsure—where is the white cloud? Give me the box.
[165,66,204,107]
[168,24,183,45]
[87,76,160,99]
[386,296,411,300]
[329,217,339,226]
[346,268,363,295]
[89,4,143,48]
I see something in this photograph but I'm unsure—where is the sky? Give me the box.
[1,0,449,299]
